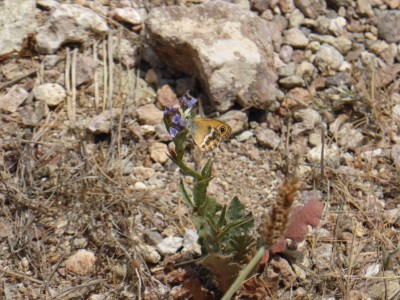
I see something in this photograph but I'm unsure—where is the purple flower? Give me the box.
[187,97,197,108]
[170,127,179,138]
[172,114,186,127]
[164,106,176,116]
[180,96,189,108]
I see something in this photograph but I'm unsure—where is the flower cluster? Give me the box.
[180,96,197,111]
[164,96,197,138]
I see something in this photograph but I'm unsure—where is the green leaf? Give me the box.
[205,212,219,236]
[201,159,213,178]
[179,179,194,210]
[199,196,222,217]
[217,216,254,242]
[217,205,227,228]
[229,235,255,262]
[226,197,246,221]
[194,214,219,254]
[173,130,188,161]
[163,115,172,132]
[193,177,213,209]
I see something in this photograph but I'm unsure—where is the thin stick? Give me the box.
[0,268,44,285]
[70,48,78,125]
[102,40,108,111]
[93,41,100,109]
[0,70,37,91]
[136,268,142,300]
[52,279,106,299]
[320,124,325,180]
[65,48,72,120]
[107,30,114,110]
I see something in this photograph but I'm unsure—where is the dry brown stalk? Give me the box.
[260,179,301,250]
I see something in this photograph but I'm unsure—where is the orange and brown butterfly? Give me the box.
[165,96,232,152]
[186,117,232,152]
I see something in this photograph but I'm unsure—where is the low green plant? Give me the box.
[163,97,324,297]
[163,97,254,258]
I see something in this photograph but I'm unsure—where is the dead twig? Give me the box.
[0,268,44,285]
[52,279,107,299]
[0,70,37,91]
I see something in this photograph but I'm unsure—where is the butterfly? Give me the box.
[187,117,232,152]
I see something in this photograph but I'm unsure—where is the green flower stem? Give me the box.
[221,247,265,300]
[175,158,203,181]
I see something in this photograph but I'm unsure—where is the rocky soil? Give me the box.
[0,0,399,299]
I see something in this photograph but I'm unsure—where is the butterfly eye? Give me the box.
[220,127,226,133]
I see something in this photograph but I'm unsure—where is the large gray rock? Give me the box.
[0,0,37,55]
[35,4,109,54]
[145,1,277,112]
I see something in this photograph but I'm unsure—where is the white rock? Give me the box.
[391,144,400,172]
[65,249,96,275]
[279,45,293,63]
[33,83,66,106]
[294,108,321,128]
[384,208,400,225]
[156,236,183,255]
[279,75,305,88]
[136,104,164,125]
[360,148,383,161]
[278,62,296,77]
[295,164,312,178]
[307,143,339,164]
[0,86,28,113]
[114,7,142,25]
[338,61,352,72]
[392,104,400,121]
[308,133,321,146]
[133,182,147,190]
[256,129,281,148]
[336,124,364,150]
[133,167,155,180]
[182,229,201,255]
[365,264,380,277]
[88,295,106,300]
[328,17,347,37]
[138,244,161,264]
[149,142,169,164]
[36,0,59,10]
[86,109,121,134]
[309,34,352,54]
[314,43,344,72]
[0,0,37,55]
[236,130,253,142]
[283,27,309,48]
[296,61,317,82]
[288,9,305,27]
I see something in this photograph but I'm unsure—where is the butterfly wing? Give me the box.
[191,117,232,152]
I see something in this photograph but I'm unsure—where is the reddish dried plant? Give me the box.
[260,179,325,259]
[260,179,301,251]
